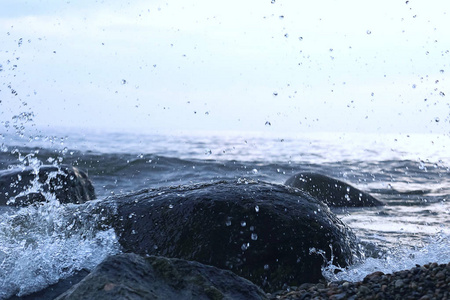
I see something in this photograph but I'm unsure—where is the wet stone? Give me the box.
[363,271,384,283]
[55,254,268,300]
[0,165,95,206]
[104,181,360,292]
[394,279,404,288]
[285,172,384,207]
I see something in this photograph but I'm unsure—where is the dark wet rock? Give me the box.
[0,165,95,206]
[56,253,268,300]
[285,172,384,207]
[8,270,89,300]
[99,180,361,292]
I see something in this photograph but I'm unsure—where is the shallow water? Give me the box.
[0,129,449,298]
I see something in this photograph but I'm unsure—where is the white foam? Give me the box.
[323,232,450,282]
[0,200,120,299]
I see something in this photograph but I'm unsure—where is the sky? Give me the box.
[0,0,449,135]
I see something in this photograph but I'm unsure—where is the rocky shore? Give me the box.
[268,262,450,300]
[3,168,448,300]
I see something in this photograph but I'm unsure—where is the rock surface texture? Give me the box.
[105,181,361,292]
[0,165,95,206]
[285,172,384,207]
[56,253,268,300]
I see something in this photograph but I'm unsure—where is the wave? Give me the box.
[1,146,448,200]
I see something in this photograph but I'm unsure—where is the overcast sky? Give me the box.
[1,0,449,135]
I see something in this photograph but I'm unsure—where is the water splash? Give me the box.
[0,200,120,299]
[0,150,120,299]
[322,232,450,282]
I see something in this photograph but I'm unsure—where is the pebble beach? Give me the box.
[269,262,450,300]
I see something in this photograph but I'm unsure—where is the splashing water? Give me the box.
[0,149,120,299]
[0,199,120,299]
[0,130,448,297]
[322,232,450,282]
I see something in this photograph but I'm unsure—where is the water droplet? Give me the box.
[298,37,303,41]
[265,121,271,126]
[241,221,247,227]
[412,84,417,89]
[121,79,127,84]
[251,169,258,174]
[255,205,260,212]
[241,243,249,251]
[251,233,258,240]
[264,264,269,270]
[435,117,440,122]
[366,30,372,35]
[168,204,173,209]
[284,33,289,38]
[225,218,232,226]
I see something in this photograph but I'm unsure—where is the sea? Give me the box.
[0,128,449,299]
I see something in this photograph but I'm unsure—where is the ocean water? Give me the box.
[0,129,449,298]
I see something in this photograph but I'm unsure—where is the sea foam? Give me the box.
[323,232,450,282]
[0,198,120,299]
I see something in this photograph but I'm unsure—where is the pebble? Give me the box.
[269,262,450,300]
[394,279,404,288]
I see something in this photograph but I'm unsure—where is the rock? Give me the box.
[269,262,450,300]
[7,270,90,300]
[0,165,95,206]
[56,253,268,300]
[285,172,384,207]
[100,180,361,291]
[394,279,404,288]
[331,292,348,300]
[363,271,384,283]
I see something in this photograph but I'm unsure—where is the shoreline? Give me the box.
[268,262,449,300]
[4,258,449,299]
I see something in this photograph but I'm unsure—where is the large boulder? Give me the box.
[56,254,268,300]
[101,180,361,291]
[0,165,95,206]
[285,172,384,207]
